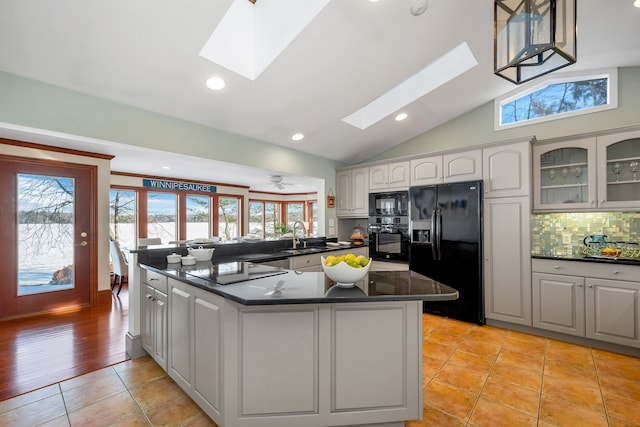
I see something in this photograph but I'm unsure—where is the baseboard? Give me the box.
[126,332,147,359]
[486,319,640,358]
[97,289,113,305]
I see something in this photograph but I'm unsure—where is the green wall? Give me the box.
[366,67,640,162]
[0,71,342,180]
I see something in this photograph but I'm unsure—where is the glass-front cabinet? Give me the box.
[533,138,597,210]
[597,129,640,209]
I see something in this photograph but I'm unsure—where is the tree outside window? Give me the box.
[249,202,264,238]
[109,190,136,249]
[218,197,239,240]
[147,192,177,242]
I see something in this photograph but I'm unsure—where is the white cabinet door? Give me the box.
[443,149,482,183]
[193,295,223,416]
[350,167,369,216]
[153,290,168,369]
[388,161,410,189]
[169,285,193,389]
[483,140,531,198]
[141,284,155,354]
[532,273,585,336]
[586,278,640,348]
[410,156,442,186]
[239,308,318,415]
[484,196,532,326]
[369,164,388,191]
[336,167,369,217]
[596,129,640,210]
[532,138,597,210]
[336,170,351,216]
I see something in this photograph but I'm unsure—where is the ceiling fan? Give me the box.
[269,175,295,190]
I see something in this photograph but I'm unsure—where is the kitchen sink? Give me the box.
[280,247,326,255]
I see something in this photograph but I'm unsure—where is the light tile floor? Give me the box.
[1,314,639,426]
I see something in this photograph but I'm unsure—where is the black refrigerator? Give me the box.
[409,180,484,325]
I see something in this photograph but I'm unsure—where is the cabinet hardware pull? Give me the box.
[613,271,619,275]
[554,265,559,269]
[149,278,158,281]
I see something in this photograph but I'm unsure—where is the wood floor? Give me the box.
[0,287,130,402]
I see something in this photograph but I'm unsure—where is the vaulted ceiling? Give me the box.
[1,0,639,192]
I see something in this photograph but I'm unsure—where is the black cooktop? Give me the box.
[183,261,288,285]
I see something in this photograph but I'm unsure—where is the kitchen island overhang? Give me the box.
[137,261,458,427]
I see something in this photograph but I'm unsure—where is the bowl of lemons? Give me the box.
[321,253,371,288]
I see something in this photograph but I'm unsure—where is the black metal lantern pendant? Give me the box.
[494,0,577,84]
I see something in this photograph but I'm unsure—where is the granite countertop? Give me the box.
[532,253,640,266]
[140,261,458,306]
[126,238,368,265]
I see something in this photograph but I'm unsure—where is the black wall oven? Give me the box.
[369,220,410,262]
[368,191,410,262]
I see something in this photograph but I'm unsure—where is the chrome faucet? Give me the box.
[292,221,307,249]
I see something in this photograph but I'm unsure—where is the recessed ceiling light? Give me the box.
[161,166,171,170]
[291,133,304,141]
[395,113,408,121]
[635,0,640,7]
[205,76,225,91]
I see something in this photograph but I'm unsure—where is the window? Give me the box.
[218,197,240,240]
[495,69,618,129]
[309,201,318,237]
[264,202,281,239]
[109,190,137,250]
[186,194,210,240]
[249,201,264,238]
[147,192,177,242]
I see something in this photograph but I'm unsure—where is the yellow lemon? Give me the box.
[325,255,336,266]
[357,255,369,267]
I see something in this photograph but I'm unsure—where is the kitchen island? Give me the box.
[133,255,457,427]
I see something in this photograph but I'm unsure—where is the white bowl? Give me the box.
[181,255,197,266]
[321,256,371,288]
[187,246,215,261]
[166,253,181,263]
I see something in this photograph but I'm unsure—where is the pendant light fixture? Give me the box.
[494,0,576,84]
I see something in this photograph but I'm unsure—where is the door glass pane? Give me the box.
[18,174,74,295]
[147,192,177,243]
[109,190,137,250]
[186,194,210,240]
[605,139,640,202]
[218,197,239,241]
[539,147,588,204]
[249,202,264,238]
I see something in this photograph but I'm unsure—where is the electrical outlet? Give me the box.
[562,234,572,245]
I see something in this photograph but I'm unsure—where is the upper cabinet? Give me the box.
[596,129,640,210]
[410,149,482,186]
[369,161,410,191]
[442,150,482,183]
[336,167,369,217]
[533,137,597,211]
[482,139,531,198]
[534,128,640,211]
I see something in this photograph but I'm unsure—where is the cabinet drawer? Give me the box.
[145,270,168,293]
[533,258,640,281]
[290,254,322,270]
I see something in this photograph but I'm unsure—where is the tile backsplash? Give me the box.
[531,212,640,256]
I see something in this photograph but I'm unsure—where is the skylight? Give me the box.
[199,0,330,81]
[342,42,478,130]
